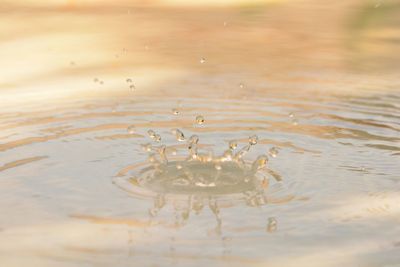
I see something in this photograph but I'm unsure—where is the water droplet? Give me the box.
[229,140,238,150]
[99,81,104,85]
[126,78,132,83]
[239,83,244,88]
[252,155,268,170]
[172,129,185,141]
[196,115,205,125]
[200,58,206,64]
[127,125,135,134]
[292,118,299,126]
[70,61,75,66]
[153,134,161,142]
[130,84,135,90]
[249,135,258,145]
[188,135,199,145]
[176,164,183,170]
[267,217,277,233]
[172,108,179,115]
[222,149,233,161]
[94,78,99,83]
[223,21,227,27]
[141,143,152,152]
[147,130,156,138]
[268,147,279,158]
[289,112,295,118]
[215,164,222,170]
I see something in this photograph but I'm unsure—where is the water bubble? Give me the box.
[267,217,277,233]
[196,115,205,125]
[130,84,135,90]
[172,108,179,115]
[229,140,238,150]
[239,83,244,88]
[268,147,279,158]
[127,125,135,134]
[249,135,258,145]
[126,78,132,83]
[200,58,206,64]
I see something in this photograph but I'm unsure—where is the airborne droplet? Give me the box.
[172,108,179,115]
[200,58,206,64]
[126,78,132,83]
[229,140,238,150]
[147,130,156,138]
[249,135,258,145]
[196,115,205,125]
[268,147,279,158]
[127,125,135,134]
[172,129,185,141]
[267,217,277,233]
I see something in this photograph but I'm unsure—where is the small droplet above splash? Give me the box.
[127,125,135,134]
[267,217,277,233]
[196,115,205,125]
[239,83,244,88]
[229,140,238,150]
[268,147,279,158]
[93,78,99,83]
[200,58,206,64]
[172,128,185,141]
[249,135,258,145]
[129,84,135,90]
[126,78,132,83]
[148,130,156,138]
[215,164,222,170]
[289,112,295,118]
[172,108,179,115]
[292,118,299,126]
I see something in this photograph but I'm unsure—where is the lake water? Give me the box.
[0,1,399,266]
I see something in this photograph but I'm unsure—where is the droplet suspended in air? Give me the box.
[94,78,99,83]
[172,108,179,115]
[268,147,279,158]
[215,164,222,170]
[127,125,135,134]
[292,118,299,126]
[267,217,277,233]
[130,84,135,90]
[172,128,185,141]
[147,130,156,138]
[196,115,205,125]
[229,140,238,150]
[239,83,244,88]
[289,112,295,118]
[249,135,258,145]
[200,58,206,64]
[141,143,152,152]
[126,78,132,83]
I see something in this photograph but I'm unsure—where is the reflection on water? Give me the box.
[1,1,400,267]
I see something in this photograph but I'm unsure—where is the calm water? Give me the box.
[0,1,400,266]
